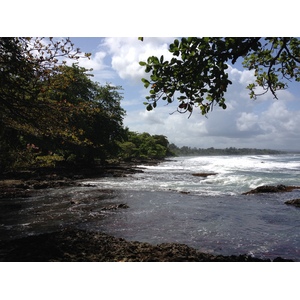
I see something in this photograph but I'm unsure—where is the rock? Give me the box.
[0,228,293,262]
[101,203,129,211]
[273,256,294,262]
[192,173,217,177]
[285,199,300,207]
[70,200,80,205]
[0,180,33,199]
[32,181,51,189]
[0,187,32,199]
[242,185,300,195]
[117,203,129,209]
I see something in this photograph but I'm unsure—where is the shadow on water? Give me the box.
[0,186,122,241]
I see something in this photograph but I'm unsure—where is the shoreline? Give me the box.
[0,160,296,262]
[0,228,293,262]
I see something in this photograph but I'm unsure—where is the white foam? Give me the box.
[82,154,300,196]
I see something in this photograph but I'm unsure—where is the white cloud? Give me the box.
[101,37,176,83]
[124,62,300,150]
[76,49,117,82]
[80,51,107,71]
[236,112,260,132]
[227,65,255,86]
[72,37,300,151]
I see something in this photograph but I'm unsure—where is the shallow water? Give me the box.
[1,154,300,261]
[77,189,300,261]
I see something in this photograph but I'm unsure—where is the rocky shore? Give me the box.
[0,161,148,199]
[243,184,300,208]
[0,228,293,262]
[0,162,297,262]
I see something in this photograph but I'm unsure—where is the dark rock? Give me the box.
[285,199,300,207]
[32,181,51,189]
[117,203,129,209]
[0,229,293,262]
[273,257,294,262]
[0,180,33,198]
[0,187,32,199]
[242,185,300,195]
[70,200,80,205]
[101,203,129,211]
[192,173,218,177]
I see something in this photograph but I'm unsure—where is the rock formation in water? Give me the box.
[285,199,300,207]
[242,184,300,195]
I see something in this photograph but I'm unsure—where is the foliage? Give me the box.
[0,37,126,171]
[0,37,90,131]
[169,144,285,156]
[118,131,173,160]
[139,37,300,116]
[38,64,126,164]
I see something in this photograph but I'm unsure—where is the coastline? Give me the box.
[0,228,293,262]
[0,160,296,262]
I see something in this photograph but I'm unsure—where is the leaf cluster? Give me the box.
[139,37,300,116]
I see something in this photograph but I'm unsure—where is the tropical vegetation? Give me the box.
[168,144,284,156]
[139,37,300,117]
[0,37,175,172]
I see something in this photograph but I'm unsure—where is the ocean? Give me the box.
[1,154,300,261]
[81,154,300,261]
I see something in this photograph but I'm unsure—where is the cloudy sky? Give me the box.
[67,37,300,151]
[5,1,299,151]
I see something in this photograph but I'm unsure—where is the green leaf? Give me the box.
[141,78,150,88]
[146,104,153,111]
[150,74,158,81]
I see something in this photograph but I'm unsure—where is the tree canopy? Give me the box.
[139,37,300,116]
[0,37,127,170]
[0,37,174,172]
[118,131,172,161]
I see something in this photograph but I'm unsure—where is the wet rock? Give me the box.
[101,203,129,211]
[32,181,52,189]
[192,173,218,177]
[0,180,33,198]
[70,200,81,205]
[242,185,300,195]
[273,256,294,262]
[80,183,97,187]
[285,199,300,208]
[0,229,293,262]
[0,187,32,199]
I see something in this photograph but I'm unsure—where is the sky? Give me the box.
[67,37,300,151]
[3,2,300,151]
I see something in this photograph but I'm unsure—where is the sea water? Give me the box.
[1,154,300,261]
[91,154,300,195]
[81,154,300,261]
